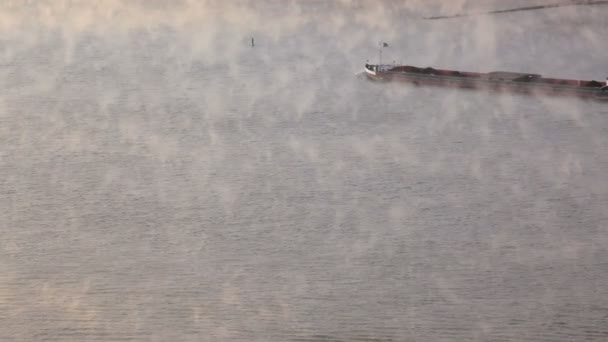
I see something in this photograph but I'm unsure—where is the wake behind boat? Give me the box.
[364,63,608,100]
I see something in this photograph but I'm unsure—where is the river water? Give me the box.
[1,1,608,341]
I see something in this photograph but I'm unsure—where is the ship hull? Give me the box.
[364,64,608,100]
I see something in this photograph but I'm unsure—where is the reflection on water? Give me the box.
[1,1,608,341]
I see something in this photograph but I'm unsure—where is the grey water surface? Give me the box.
[1,1,608,341]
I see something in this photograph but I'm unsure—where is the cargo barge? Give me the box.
[364,63,608,100]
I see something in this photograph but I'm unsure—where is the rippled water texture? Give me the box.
[1,1,608,341]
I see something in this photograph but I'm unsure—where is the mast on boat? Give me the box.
[377,42,388,67]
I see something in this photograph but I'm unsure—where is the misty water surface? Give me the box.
[1,1,608,341]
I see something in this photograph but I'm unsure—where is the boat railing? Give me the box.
[365,64,393,72]
[377,65,393,72]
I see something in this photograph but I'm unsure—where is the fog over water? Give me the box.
[1,1,608,341]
